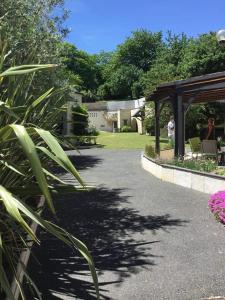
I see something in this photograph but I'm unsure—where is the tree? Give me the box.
[60,42,102,93]
[142,32,190,96]
[96,30,163,100]
[114,29,162,71]
[0,0,68,64]
[178,32,225,78]
[98,65,143,99]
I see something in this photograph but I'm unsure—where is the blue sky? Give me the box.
[64,0,225,54]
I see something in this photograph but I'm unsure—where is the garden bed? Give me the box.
[141,155,225,194]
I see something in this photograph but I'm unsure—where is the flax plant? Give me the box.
[0,43,99,299]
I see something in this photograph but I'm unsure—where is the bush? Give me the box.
[72,105,89,135]
[0,62,98,298]
[87,126,99,136]
[208,191,225,224]
[121,125,132,132]
[167,158,217,173]
[145,144,156,159]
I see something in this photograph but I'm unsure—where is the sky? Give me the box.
[64,0,225,54]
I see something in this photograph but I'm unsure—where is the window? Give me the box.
[123,119,128,126]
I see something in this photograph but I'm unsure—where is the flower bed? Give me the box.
[208,191,225,224]
[142,154,225,194]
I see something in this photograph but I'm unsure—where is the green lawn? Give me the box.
[96,131,169,149]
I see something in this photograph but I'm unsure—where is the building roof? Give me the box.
[85,102,108,111]
[86,98,145,111]
[147,71,225,104]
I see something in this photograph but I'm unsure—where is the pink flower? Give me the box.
[208,191,225,224]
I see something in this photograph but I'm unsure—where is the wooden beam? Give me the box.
[172,97,178,157]
[155,101,160,155]
[177,95,185,157]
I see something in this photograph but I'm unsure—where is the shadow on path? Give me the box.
[27,187,188,299]
[53,154,103,176]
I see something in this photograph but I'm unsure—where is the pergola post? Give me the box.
[172,97,178,157]
[177,94,185,157]
[172,94,185,157]
[154,100,160,155]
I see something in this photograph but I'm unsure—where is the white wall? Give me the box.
[117,109,131,129]
[88,111,112,132]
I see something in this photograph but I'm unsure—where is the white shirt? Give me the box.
[168,121,175,137]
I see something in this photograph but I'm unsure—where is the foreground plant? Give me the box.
[0,63,99,299]
[208,191,225,224]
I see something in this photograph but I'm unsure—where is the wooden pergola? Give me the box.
[147,71,225,157]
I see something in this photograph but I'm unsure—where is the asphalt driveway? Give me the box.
[27,148,225,300]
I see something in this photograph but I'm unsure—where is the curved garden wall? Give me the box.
[141,155,225,194]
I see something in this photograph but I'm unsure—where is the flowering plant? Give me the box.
[208,191,225,224]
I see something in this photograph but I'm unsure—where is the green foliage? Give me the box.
[0,0,68,64]
[59,30,225,105]
[72,105,89,135]
[121,125,132,132]
[144,102,172,135]
[97,30,162,99]
[88,126,100,136]
[143,32,189,96]
[178,32,225,78]
[60,42,102,93]
[114,30,162,71]
[145,144,156,159]
[168,158,217,173]
[98,65,143,99]
[0,58,99,298]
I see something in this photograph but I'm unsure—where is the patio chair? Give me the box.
[201,140,218,161]
[189,137,202,158]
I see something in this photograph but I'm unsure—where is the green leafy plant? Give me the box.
[145,144,156,159]
[0,60,99,298]
[167,158,217,173]
[87,126,100,136]
[121,125,132,132]
[72,105,89,135]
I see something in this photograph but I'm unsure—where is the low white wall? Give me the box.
[141,155,225,194]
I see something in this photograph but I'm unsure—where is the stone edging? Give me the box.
[141,155,225,194]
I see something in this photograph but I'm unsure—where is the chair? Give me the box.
[201,140,218,161]
[189,137,202,158]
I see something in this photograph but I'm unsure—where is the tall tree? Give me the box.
[0,0,68,64]
[178,32,225,78]
[60,42,102,93]
[114,29,162,71]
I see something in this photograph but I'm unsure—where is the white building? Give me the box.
[86,98,145,134]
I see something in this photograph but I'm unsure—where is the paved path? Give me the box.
[28,149,225,300]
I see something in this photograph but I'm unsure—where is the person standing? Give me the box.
[167,116,175,141]
[205,118,215,140]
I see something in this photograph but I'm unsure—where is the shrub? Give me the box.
[0,63,99,298]
[145,144,156,159]
[167,158,217,173]
[72,105,89,135]
[87,126,100,136]
[121,125,132,132]
[208,191,225,224]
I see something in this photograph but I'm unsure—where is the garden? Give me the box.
[0,2,99,299]
[1,0,225,299]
